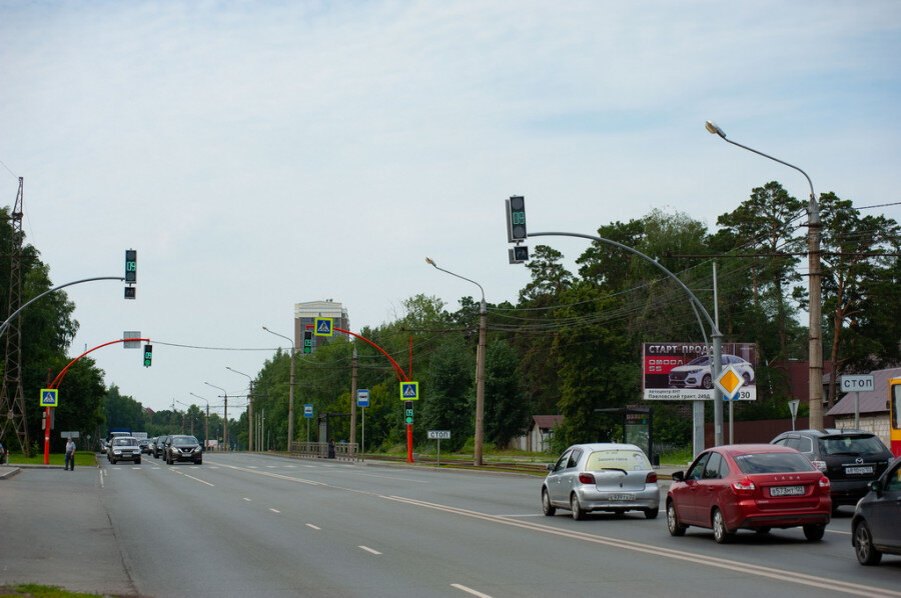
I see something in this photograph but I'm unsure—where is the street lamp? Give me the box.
[425,257,488,466]
[705,121,823,428]
[205,382,229,451]
[189,392,211,451]
[226,366,254,452]
[175,400,195,435]
[263,326,296,450]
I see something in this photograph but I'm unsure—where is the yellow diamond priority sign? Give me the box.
[714,365,745,400]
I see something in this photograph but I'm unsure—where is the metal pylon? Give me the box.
[0,177,30,455]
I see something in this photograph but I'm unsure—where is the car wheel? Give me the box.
[666,501,686,536]
[541,489,556,516]
[643,508,659,520]
[110,458,116,465]
[701,374,712,389]
[742,372,752,384]
[135,458,141,464]
[570,494,586,521]
[803,524,825,542]
[712,509,733,544]
[854,520,883,565]
[194,459,202,465]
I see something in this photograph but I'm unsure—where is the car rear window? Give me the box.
[733,452,816,474]
[819,435,887,456]
[585,450,651,471]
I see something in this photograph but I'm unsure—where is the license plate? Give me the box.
[845,466,873,475]
[609,494,633,501]
[770,485,804,497]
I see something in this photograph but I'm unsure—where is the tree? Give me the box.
[483,339,529,448]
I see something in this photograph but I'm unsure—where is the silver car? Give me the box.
[107,436,141,464]
[542,443,660,520]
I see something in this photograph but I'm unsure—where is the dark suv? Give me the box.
[772,429,894,508]
[164,435,203,465]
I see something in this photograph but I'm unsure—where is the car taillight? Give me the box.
[578,473,595,484]
[645,472,657,484]
[810,460,827,472]
[731,478,756,494]
[818,476,830,489]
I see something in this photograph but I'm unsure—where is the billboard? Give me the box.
[642,342,758,401]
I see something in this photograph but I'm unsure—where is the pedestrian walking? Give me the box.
[327,439,336,459]
[65,437,76,471]
[0,439,5,465]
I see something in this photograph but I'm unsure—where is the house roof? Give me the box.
[531,415,563,430]
[826,366,901,416]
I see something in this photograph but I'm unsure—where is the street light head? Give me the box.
[705,120,726,138]
[425,257,436,267]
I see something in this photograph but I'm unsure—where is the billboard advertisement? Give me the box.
[642,342,758,401]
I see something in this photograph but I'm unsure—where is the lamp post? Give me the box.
[205,382,229,450]
[226,366,254,452]
[175,400,195,435]
[425,257,487,466]
[705,121,823,429]
[263,326,296,450]
[189,392,211,451]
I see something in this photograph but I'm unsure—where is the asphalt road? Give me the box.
[1,454,900,598]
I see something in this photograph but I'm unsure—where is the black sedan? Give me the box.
[164,435,203,465]
[852,455,901,565]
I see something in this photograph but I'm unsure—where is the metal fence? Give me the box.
[288,441,360,462]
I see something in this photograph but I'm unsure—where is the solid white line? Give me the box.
[98,470,104,488]
[451,583,493,598]
[306,523,321,530]
[183,474,214,487]
[269,508,280,513]
[243,497,252,502]
[358,545,381,555]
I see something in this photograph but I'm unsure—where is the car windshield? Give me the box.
[733,452,816,474]
[173,436,198,444]
[584,449,651,471]
[685,356,711,366]
[113,438,136,446]
[820,435,887,456]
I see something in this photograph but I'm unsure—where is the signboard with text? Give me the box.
[642,342,758,401]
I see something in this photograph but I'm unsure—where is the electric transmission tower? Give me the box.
[0,177,30,455]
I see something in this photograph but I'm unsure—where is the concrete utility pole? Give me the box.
[189,393,211,450]
[226,366,254,452]
[350,348,357,451]
[263,327,296,450]
[705,121,823,428]
[205,382,228,450]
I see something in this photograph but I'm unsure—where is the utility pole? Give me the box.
[350,348,357,454]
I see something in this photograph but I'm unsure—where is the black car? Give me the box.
[852,455,901,565]
[139,438,152,455]
[154,435,170,459]
[771,429,894,508]
[164,435,203,465]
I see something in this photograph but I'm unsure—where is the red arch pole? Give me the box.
[43,337,147,464]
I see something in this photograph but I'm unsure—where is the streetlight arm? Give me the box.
[425,258,485,302]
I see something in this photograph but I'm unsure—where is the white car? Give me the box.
[668,354,754,389]
[107,436,142,464]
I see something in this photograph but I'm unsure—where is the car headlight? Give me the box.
[113,449,122,454]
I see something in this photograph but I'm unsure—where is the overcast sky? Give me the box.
[1,1,899,416]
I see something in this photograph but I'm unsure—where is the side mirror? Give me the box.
[546,463,555,472]
[672,471,685,482]
[868,479,882,496]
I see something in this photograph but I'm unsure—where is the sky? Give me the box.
[1,1,899,417]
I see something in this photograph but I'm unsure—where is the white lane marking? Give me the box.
[358,546,381,555]
[99,470,104,488]
[451,583,493,598]
[306,524,321,530]
[183,474,214,487]
[266,466,277,468]
[829,528,851,536]
[243,497,252,502]
[269,508,280,513]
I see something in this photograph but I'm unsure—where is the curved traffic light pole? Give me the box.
[42,337,148,464]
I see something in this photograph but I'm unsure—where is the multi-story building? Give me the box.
[294,300,350,353]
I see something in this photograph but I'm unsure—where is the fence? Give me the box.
[288,441,360,462]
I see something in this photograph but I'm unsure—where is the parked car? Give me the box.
[666,444,831,543]
[852,455,901,565]
[154,435,170,459]
[107,436,142,465]
[541,443,659,520]
[771,429,894,509]
[164,435,203,465]
[668,354,754,389]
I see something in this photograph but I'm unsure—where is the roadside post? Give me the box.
[357,390,369,454]
[428,430,451,466]
[788,399,800,431]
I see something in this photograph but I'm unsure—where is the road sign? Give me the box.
[714,365,746,400]
[40,388,58,407]
[60,431,80,438]
[123,331,141,349]
[427,430,451,440]
[304,404,314,418]
[357,389,370,407]
[400,381,419,401]
[314,318,334,336]
[840,375,875,393]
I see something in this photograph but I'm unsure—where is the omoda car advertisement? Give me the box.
[642,343,758,401]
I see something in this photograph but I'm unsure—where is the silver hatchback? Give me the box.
[542,443,660,520]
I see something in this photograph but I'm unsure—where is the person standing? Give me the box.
[0,438,5,465]
[64,437,76,471]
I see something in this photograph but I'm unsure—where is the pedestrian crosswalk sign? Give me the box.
[314,318,334,336]
[40,388,59,407]
[400,381,419,401]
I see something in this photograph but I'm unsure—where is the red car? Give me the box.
[666,444,831,543]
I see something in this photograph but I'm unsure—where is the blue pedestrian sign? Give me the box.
[399,381,419,401]
[40,388,59,407]
[357,389,370,407]
[303,404,314,418]
[314,318,334,337]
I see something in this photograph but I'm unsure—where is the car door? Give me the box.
[676,452,711,525]
[868,461,901,549]
[547,449,572,505]
[695,451,727,527]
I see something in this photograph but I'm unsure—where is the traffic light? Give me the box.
[143,344,153,367]
[404,401,414,425]
[303,330,313,354]
[508,245,529,264]
[505,195,526,242]
[125,250,137,282]
[124,287,136,299]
